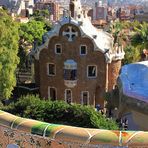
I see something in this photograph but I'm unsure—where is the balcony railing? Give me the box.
[64,80,77,88]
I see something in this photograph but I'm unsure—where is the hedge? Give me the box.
[3,95,118,130]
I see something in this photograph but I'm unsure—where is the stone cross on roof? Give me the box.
[63,26,78,42]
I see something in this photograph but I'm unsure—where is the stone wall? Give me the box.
[108,60,121,91]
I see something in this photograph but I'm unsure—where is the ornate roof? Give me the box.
[33,0,124,63]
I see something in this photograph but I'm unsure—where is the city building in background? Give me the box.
[34,0,60,21]
[0,0,34,16]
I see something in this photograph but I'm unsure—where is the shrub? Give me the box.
[3,95,118,130]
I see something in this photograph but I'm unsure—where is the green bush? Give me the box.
[3,95,118,130]
[0,101,4,109]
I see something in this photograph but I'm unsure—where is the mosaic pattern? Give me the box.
[0,110,148,147]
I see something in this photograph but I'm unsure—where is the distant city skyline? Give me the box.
[54,0,148,6]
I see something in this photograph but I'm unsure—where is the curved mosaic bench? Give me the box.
[0,110,148,147]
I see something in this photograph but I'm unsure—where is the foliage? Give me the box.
[109,20,123,44]
[0,10,19,98]
[31,9,52,31]
[0,101,4,109]
[32,9,49,21]
[3,95,118,130]
[18,20,47,68]
[131,22,148,49]
[109,20,148,64]
[19,20,46,45]
[121,21,148,64]
[122,45,141,65]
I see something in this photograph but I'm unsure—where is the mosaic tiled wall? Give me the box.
[0,110,148,148]
[0,125,129,148]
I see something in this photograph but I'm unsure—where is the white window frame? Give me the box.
[55,44,62,54]
[48,86,57,100]
[47,63,56,76]
[87,65,97,78]
[65,89,73,103]
[80,45,87,55]
[81,91,89,105]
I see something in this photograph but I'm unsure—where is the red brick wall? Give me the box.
[108,60,121,91]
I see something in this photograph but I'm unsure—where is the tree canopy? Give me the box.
[18,20,47,68]
[131,22,148,50]
[123,21,148,64]
[0,10,19,98]
[110,20,148,64]
[122,45,140,65]
[19,20,47,45]
[109,20,123,44]
[31,9,52,31]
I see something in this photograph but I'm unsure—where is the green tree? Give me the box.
[0,10,19,98]
[109,20,123,45]
[31,9,52,31]
[122,45,141,64]
[19,20,46,46]
[18,20,47,67]
[33,9,50,20]
[131,22,148,50]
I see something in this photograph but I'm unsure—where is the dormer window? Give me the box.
[55,44,62,54]
[80,45,87,55]
[63,26,78,42]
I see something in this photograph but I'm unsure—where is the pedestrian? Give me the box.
[96,104,100,111]
[124,118,128,130]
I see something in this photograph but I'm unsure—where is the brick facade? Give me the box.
[34,23,121,107]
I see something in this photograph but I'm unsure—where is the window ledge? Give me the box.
[87,76,97,79]
[48,74,56,76]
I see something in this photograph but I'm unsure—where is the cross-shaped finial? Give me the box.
[63,26,78,42]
